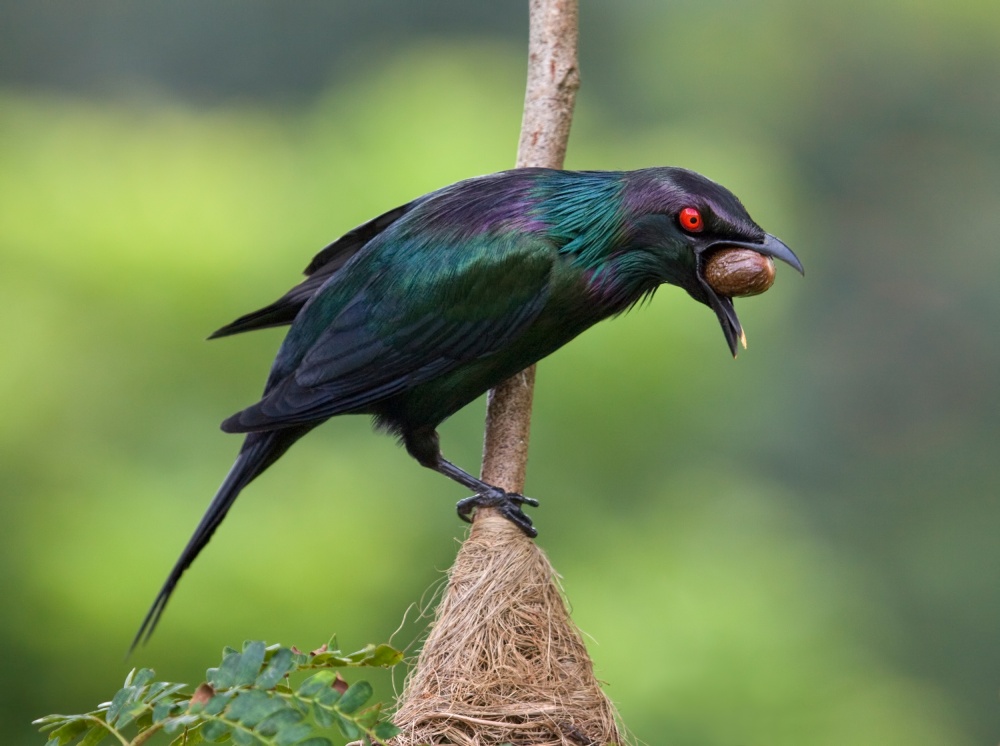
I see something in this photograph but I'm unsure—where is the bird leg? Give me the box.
[403,428,538,537]
[436,457,539,538]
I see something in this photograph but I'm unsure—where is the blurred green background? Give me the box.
[3,2,998,744]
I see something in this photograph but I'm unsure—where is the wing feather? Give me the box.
[209,202,416,338]
[223,233,555,432]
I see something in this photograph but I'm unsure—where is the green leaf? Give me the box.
[148,681,189,706]
[41,717,89,743]
[343,645,378,665]
[40,716,113,746]
[163,713,202,734]
[132,709,155,732]
[306,652,349,668]
[229,728,256,746]
[297,671,336,698]
[314,686,342,708]
[336,681,373,715]
[201,718,231,742]
[37,638,402,746]
[119,707,147,731]
[106,686,131,726]
[105,667,164,730]
[210,641,267,689]
[373,721,402,740]
[236,641,268,684]
[208,653,241,689]
[274,722,313,746]
[225,690,285,728]
[153,699,180,723]
[116,702,147,730]
[257,708,303,737]
[366,644,405,668]
[287,640,404,675]
[256,647,295,689]
[170,726,205,746]
[78,725,109,746]
[311,701,335,730]
[203,692,231,716]
[333,712,360,741]
[132,668,157,689]
[353,707,380,730]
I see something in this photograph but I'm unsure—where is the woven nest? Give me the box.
[390,511,624,746]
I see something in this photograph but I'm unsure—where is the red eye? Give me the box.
[679,206,704,233]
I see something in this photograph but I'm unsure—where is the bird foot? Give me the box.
[456,489,539,538]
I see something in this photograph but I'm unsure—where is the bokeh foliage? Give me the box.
[3,2,999,744]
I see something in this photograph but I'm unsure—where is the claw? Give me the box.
[456,489,539,537]
[498,501,538,538]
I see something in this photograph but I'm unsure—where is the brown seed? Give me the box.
[703,248,776,297]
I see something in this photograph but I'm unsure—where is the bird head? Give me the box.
[622,168,804,356]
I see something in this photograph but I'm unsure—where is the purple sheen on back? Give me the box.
[411,170,550,238]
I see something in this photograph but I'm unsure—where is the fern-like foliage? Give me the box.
[35,638,404,746]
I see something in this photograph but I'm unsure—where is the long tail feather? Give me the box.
[130,426,312,653]
[208,283,319,339]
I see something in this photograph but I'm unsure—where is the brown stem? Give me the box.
[479,0,580,498]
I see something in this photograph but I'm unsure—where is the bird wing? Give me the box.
[209,202,416,338]
[223,233,556,431]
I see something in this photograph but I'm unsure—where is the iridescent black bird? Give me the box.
[134,167,802,647]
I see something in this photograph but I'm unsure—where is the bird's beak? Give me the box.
[704,291,747,357]
[747,233,804,275]
[698,233,803,357]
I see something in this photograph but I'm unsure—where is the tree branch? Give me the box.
[479,0,580,497]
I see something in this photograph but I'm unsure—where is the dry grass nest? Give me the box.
[390,511,624,746]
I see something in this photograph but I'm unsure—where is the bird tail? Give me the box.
[130,425,313,654]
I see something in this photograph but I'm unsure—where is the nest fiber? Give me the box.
[391,511,623,746]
